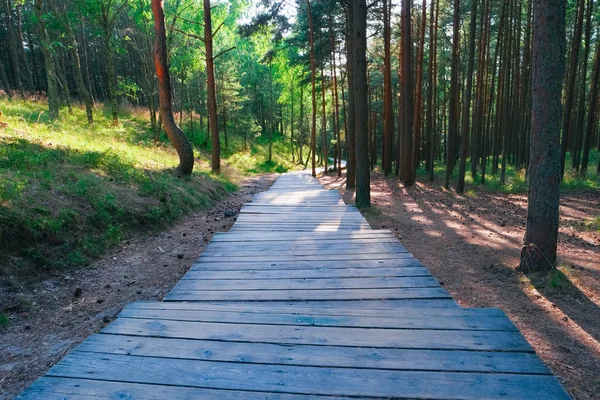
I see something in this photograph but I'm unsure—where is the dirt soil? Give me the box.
[320,171,600,400]
[0,173,277,399]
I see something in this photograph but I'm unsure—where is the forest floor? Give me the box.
[0,173,277,399]
[320,171,600,400]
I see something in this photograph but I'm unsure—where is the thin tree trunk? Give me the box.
[445,0,460,189]
[382,0,393,176]
[307,0,318,177]
[353,0,370,207]
[152,0,194,176]
[560,0,585,178]
[204,0,220,173]
[581,39,600,176]
[456,0,478,193]
[413,0,427,179]
[35,0,59,120]
[321,63,328,173]
[345,4,356,188]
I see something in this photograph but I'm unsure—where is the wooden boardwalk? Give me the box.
[18,171,570,399]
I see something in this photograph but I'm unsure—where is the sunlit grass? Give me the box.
[0,99,239,286]
[415,154,600,193]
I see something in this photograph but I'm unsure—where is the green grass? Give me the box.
[415,154,600,194]
[0,99,291,287]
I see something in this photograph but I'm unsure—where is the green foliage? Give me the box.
[0,312,9,329]
[415,155,600,194]
[0,99,234,286]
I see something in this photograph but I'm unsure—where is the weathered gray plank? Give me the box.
[101,318,531,351]
[194,299,460,308]
[182,266,432,280]
[171,276,440,291]
[129,301,489,317]
[165,287,450,301]
[45,352,569,399]
[77,334,549,374]
[195,253,415,263]
[17,377,341,400]
[117,306,517,331]
[204,241,406,252]
[189,259,423,271]
[200,247,408,257]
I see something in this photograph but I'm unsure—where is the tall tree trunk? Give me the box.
[575,0,594,174]
[580,39,600,176]
[472,0,490,179]
[307,0,318,177]
[35,0,59,120]
[329,15,341,176]
[445,0,460,189]
[353,0,370,207]
[60,1,94,124]
[345,4,356,188]
[4,0,23,91]
[456,0,478,193]
[413,0,427,179]
[204,0,220,173]
[151,0,194,176]
[559,0,585,178]
[400,0,414,187]
[428,0,440,181]
[321,63,328,173]
[520,0,566,273]
[382,0,393,176]
[15,4,34,91]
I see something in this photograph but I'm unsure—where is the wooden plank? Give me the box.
[101,318,530,351]
[44,352,569,399]
[129,301,487,317]
[192,299,460,308]
[181,266,432,279]
[189,259,424,271]
[200,247,408,257]
[117,306,517,331]
[195,253,415,263]
[204,240,405,251]
[171,276,440,291]
[77,334,550,374]
[164,287,450,301]
[210,234,397,243]
[17,377,340,400]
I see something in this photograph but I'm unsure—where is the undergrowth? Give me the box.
[0,99,297,288]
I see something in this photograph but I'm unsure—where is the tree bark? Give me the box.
[401,0,414,187]
[413,0,427,180]
[445,0,460,189]
[204,0,221,173]
[580,39,600,176]
[35,0,59,120]
[307,0,318,177]
[345,3,356,189]
[152,0,194,176]
[382,0,393,176]
[560,0,585,178]
[352,0,370,207]
[456,0,478,193]
[520,0,566,273]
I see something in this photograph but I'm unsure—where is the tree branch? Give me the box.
[212,20,225,38]
[213,46,236,61]
[171,27,205,42]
